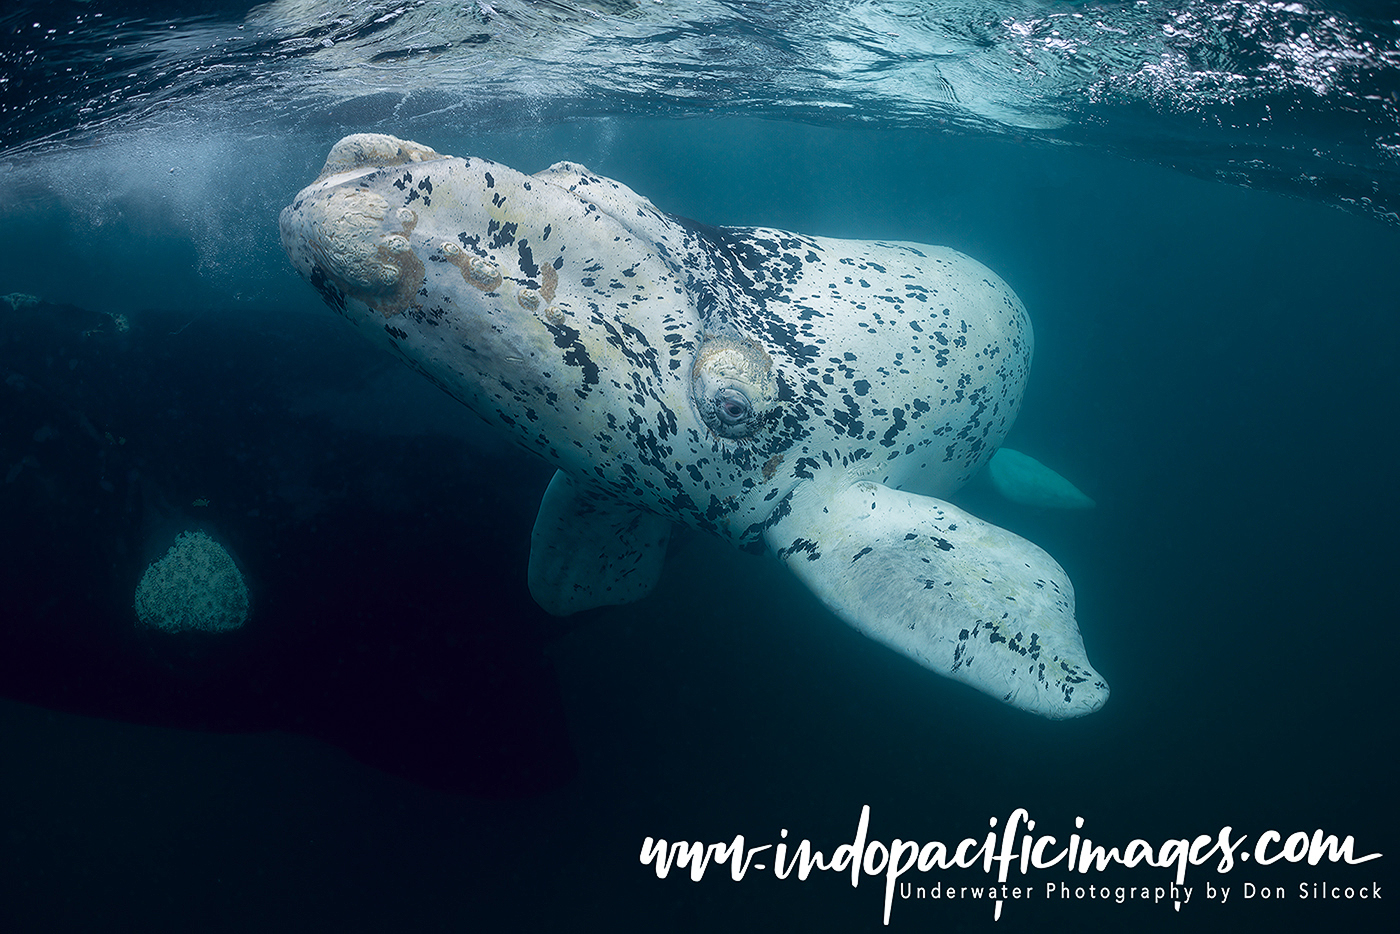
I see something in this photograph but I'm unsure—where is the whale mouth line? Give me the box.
[312,166,382,191]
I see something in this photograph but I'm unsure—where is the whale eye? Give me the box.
[716,389,751,426]
[701,386,756,438]
[691,335,778,441]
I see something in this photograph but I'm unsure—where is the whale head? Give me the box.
[281,134,813,546]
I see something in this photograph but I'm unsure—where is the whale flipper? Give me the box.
[988,448,1096,509]
[765,479,1108,719]
[528,470,672,616]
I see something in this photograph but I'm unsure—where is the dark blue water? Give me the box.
[2,3,1397,932]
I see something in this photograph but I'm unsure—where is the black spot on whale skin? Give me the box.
[793,456,821,479]
[880,408,908,447]
[518,239,538,277]
[546,320,600,398]
[656,405,678,440]
[0,304,575,797]
[831,395,864,438]
[488,219,519,251]
[310,266,346,315]
[660,488,698,521]
[777,538,821,562]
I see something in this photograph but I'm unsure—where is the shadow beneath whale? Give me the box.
[0,296,573,796]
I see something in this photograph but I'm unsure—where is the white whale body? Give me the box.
[279,133,1108,719]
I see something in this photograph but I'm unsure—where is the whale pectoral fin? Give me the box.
[528,470,672,616]
[987,448,1096,509]
[764,481,1108,719]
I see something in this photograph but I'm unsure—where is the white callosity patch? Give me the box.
[313,133,443,184]
[135,530,250,633]
[279,133,1107,718]
[690,336,779,440]
[304,187,397,292]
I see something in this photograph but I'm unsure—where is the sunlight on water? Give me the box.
[3,1,1397,221]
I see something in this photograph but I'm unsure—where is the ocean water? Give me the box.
[1,2,1397,932]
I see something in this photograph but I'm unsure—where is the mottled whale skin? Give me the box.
[280,134,1108,719]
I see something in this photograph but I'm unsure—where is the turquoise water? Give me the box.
[1,3,1397,931]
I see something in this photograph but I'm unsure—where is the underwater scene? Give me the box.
[1,1,1396,931]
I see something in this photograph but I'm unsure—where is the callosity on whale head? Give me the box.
[280,133,1109,719]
